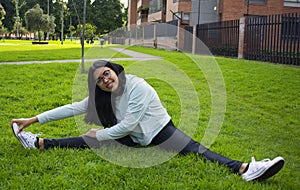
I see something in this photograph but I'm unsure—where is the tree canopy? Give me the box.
[25,4,55,41]
[0,3,5,27]
[0,0,127,39]
[90,0,125,34]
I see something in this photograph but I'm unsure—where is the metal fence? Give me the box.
[184,20,240,57]
[183,13,299,65]
[245,13,300,65]
[109,13,299,65]
[183,26,193,53]
[109,20,178,49]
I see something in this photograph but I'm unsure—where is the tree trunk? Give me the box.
[38,30,41,42]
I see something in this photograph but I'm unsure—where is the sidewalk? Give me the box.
[111,48,160,59]
[0,48,161,65]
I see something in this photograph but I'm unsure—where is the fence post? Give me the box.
[153,24,157,48]
[192,25,197,54]
[128,30,131,46]
[135,27,137,43]
[142,25,145,45]
[177,20,181,51]
[238,17,246,59]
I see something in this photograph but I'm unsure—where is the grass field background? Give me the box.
[0,40,299,189]
[0,40,130,62]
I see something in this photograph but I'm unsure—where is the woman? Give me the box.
[11,60,284,182]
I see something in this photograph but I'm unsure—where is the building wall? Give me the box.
[167,1,192,22]
[148,0,164,23]
[128,0,300,29]
[129,0,215,27]
[148,11,163,22]
[190,0,218,25]
[220,0,300,21]
[128,0,138,29]
[167,1,179,22]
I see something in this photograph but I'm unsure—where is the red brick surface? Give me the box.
[220,0,300,21]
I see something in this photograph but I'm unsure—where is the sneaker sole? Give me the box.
[12,123,29,148]
[255,157,285,181]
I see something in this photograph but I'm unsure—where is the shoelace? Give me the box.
[251,157,271,171]
[21,131,42,138]
[20,131,39,145]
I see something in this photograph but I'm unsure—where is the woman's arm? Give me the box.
[11,117,39,132]
[37,97,89,124]
[11,97,89,131]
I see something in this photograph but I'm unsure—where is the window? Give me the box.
[149,0,162,14]
[284,0,300,7]
[244,0,267,5]
[285,0,300,2]
[173,12,190,21]
[173,0,191,3]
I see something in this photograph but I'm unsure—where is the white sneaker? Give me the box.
[242,156,284,181]
[12,123,38,149]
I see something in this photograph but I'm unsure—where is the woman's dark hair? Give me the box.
[84,60,126,127]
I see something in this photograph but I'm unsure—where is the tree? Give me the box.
[85,23,96,42]
[59,0,68,44]
[1,0,14,32]
[76,23,96,43]
[23,0,55,40]
[25,4,43,41]
[0,27,8,38]
[25,4,55,41]
[91,0,125,35]
[68,0,92,28]
[0,3,7,39]
[11,23,28,38]
[43,13,56,36]
[68,24,75,40]
[12,0,20,38]
[70,0,92,73]
[12,0,27,39]
[0,3,6,27]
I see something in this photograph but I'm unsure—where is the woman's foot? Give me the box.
[242,156,284,181]
[12,123,38,149]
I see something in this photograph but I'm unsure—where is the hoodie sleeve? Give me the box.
[37,97,89,124]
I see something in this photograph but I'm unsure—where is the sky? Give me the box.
[89,0,128,7]
[120,0,128,8]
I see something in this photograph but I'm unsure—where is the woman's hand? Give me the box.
[84,128,99,138]
[10,117,38,132]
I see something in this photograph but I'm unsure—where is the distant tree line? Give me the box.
[0,0,127,41]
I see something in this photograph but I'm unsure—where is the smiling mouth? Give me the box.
[106,82,113,89]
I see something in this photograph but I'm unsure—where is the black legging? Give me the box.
[43,120,243,173]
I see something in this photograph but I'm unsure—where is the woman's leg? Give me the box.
[150,120,244,173]
[40,135,137,150]
[41,137,89,149]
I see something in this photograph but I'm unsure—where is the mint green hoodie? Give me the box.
[37,75,171,146]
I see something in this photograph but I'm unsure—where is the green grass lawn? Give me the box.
[0,40,130,62]
[0,42,299,189]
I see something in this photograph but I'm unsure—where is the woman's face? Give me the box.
[93,66,119,92]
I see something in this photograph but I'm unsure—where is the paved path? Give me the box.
[0,47,161,65]
[110,48,160,59]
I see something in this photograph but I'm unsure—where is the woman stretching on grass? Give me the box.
[11,60,284,182]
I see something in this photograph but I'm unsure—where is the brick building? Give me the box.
[219,0,300,21]
[127,0,300,28]
[128,0,193,29]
